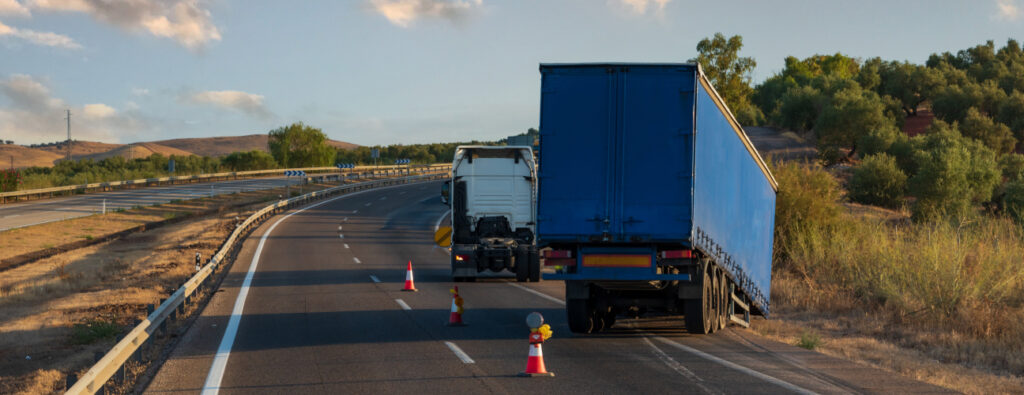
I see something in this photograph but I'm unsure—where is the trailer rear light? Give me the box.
[543,250,572,259]
[544,258,575,267]
[455,254,470,261]
[660,250,693,259]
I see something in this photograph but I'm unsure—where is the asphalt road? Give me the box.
[0,177,305,231]
[144,181,952,394]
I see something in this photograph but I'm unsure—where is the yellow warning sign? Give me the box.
[434,226,452,247]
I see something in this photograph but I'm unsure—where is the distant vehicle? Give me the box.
[447,145,539,282]
[536,63,778,334]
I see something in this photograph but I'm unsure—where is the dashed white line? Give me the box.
[395,299,411,311]
[343,217,348,222]
[365,202,372,207]
[379,196,387,200]
[343,243,350,249]
[370,275,381,283]
[338,225,343,230]
[353,257,361,264]
[444,341,476,364]
[353,210,358,214]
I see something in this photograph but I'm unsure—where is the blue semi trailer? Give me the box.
[537,63,778,334]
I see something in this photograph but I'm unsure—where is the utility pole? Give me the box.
[65,109,72,162]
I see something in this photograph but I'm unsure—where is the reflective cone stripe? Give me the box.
[448,292,464,325]
[402,261,417,291]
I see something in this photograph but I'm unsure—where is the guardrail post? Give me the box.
[65,372,77,391]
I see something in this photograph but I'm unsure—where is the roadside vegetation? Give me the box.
[697,33,1024,392]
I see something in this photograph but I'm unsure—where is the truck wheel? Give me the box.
[603,311,617,329]
[567,299,595,334]
[717,269,729,330]
[709,267,721,333]
[528,248,541,282]
[515,247,529,282]
[684,269,713,334]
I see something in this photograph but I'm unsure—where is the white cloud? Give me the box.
[187,90,271,118]
[29,0,221,50]
[131,87,149,96]
[0,0,30,17]
[0,74,146,144]
[613,0,670,15]
[0,20,81,48]
[996,0,1022,21]
[370,0,482,27]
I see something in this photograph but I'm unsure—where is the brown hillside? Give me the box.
[80,142,193,161]
[0,145,64,168]
[35,141,123,157]
[155,134,358,157]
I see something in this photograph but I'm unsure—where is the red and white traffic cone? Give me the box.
[401,261,418,292]
[519,339,554,377]
[447,286,465,326]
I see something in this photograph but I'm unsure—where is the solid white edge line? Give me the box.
[505,283,817,394]
[434,209,451,232]
[201,183,416,395]
[444,341,476,364]
[650,336,818,395]
[395,299,411,311]
[365,202,372,206]
[353,257,361,264]
[370,275,380,283]
[506,282,565,305]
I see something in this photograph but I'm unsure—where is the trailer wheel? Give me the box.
[717,268,729,330]
[514,247,529,282]
[603,311,617,329]
[567,299,595,334]
[684,268,713,334]
[527,247,541,282]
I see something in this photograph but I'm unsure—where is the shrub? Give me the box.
[857,125,906,157]
[908,121,1000,221]
[770,160,843,265]
[849,154,907,208]
[1003,181,1024,223]
[71,320,120,345]
[999,153,1024,182]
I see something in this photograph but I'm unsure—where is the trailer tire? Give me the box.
[567,299,595,334]
[684,268,713,334]
[717,268,729,330]
[709,267,721,333]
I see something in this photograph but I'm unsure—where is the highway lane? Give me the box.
[145,181,952,394]
[0,176,306,231]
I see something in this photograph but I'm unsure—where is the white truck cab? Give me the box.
[449,146,539,281]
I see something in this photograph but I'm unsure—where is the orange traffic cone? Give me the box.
[519,323,554,377]
[401,261,418,292]
[520,343,554,377]
[447,286,465,326]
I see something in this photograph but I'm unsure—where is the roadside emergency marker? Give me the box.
[447,286,466,326]
[401,261,418,292]
[519,312,554,377]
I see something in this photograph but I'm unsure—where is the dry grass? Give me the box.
[768,160,1024,394]
[0,181,352,394]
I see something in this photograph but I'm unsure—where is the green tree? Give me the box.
[1000,153,1024,183]
[959,107,1017,154]
[814,87,892,157]
[908,121,1000,221]
[695,33,761,125]
[222,150,278,171]
[857,124,906,157]
[876,61,943,116]
[775,85,823,132]
[1003,181,1024,223]
[268,122,335,168]
[848,154,907,208]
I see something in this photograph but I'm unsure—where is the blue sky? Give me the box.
[1,0,1022,146]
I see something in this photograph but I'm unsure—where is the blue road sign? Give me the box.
[336,163,355,169]
[284,170,307,176]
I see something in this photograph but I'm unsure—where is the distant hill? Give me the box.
[2,134,359,169]
[153,134,358,157]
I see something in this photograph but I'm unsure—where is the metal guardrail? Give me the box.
[1,164,450,204]
[64,166,450,394]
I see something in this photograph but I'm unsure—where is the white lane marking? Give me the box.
[506,283,817,394]
[343,217,348,222]
[365,202,372,207]
[379,196,387,200]
[339,234,344,239]
[506,283,565,305]
[370,275,381,283]
[338,225,343,230]
[395,299,411,311]
[651,336,817,395]
[444,341,476,364]
[641,336,718,394]
[353,257,361,264]
[344,243,350,249]
[353,210,358,214]
[202,184,411,395]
